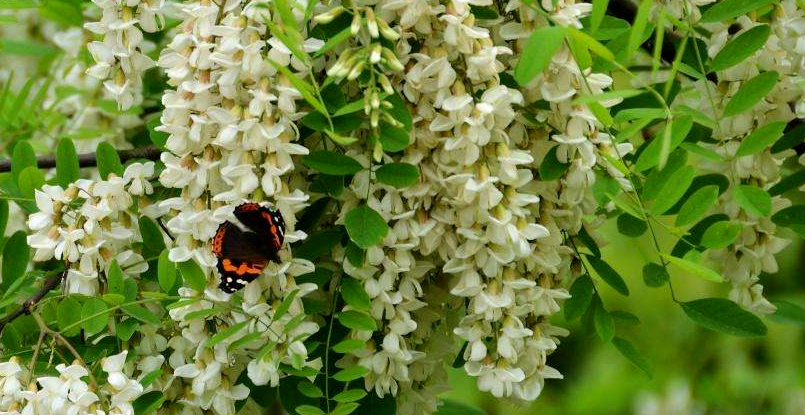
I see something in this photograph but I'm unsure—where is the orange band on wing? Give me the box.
[221,259,264,275]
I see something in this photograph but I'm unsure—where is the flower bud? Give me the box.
[313,6,345,24]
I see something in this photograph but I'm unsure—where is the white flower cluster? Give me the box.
[316,0,628,410]
[0,352,142,415]
[85,0,166,109]
[26,162,156,294]
[678,0,805,315]
[155,0,321,411]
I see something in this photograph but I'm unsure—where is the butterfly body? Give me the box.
[212,203,286,293]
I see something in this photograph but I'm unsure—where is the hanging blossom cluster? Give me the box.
[154,0,321,411]
[26,162,156,294]
[85,0,166,109]
[317,0,629,411]
[673,0,805,315]
[0,352,143,414]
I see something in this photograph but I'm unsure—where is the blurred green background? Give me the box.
[444,220,805,415]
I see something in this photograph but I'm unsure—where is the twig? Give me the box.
[0,145,161,173]
[32,312,98,388]
[0,270,65,334]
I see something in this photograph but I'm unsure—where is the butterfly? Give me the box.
[211,203,286,293]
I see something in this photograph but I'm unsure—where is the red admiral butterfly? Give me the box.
[212,203,286,293]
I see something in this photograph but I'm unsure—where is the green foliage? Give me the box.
[709,25,770,72]
[515,26,566,85]
[344,204,388,249]
[374,162,419,188]
[96,142,123,179]
[680,298,767,337]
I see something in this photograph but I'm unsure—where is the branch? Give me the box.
[0,270,65,334]
[0,145,161,173]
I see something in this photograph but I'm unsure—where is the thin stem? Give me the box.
[32,312,98,388]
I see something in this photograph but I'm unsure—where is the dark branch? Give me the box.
[0,145,162,173]
[0,270,65,334]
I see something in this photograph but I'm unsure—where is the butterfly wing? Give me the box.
[212,221,274,293]
[217,258,265,293]
[234,203,286,252]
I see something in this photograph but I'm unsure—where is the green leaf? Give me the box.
[539,146,570,181]
[206,320,249,348]
[675,185,719,226]
[57,296,82,337]
[102,293,125,305]
[700,0,777,22]
[116,317,139,341]
[624,0,652,63]
[642,262,669,287]
[660,254,724,282]
[341,278,370,312]
[146,112,168,149]
[302,151,362,175]
[132,391,164,415]
[700,221,742,249]
[735,121,786,157]
[769,170,805,196]
[377,123,411,152]
[314,26,351,58]
[386,93,413,132]
[333,388,367,403]
[96,142,123,179]
[769,300,805,327]
[139,217,166,258]
[157,250,176,293]
[271,288,299,322]
[0,200,7,239]
[332,365,370,382]
[649,166,695,215]
[178,259,207,292]
[643,150,687,200]
[17,166,44,199]
[772,205,805,227]
[566,26,615,61]
[590,0,610,33]
[122,305,161,326]
[612,337,652,377]
[81,298,109,336]
[297,381,323,398]
[107,259,124,294]
[375,163,419,188]
[1,231,28,292]
[296,405,326,415]
[732,184,771,217]
[514,26,566,85]
[616,213,647,237]
[724,71,778,116]
[680,298,767,337]
[55,138,79,187]
[710,25,770,72]
[586,255,629,296]
[295,229,342,261]
[337,310,377,331]
[593,296,614,342]
[611,310,640,325]
[635,115,693,172]
[332,338,365,354]
[772,123,805,153]
[139,369,163,388]
[344,204,388,249]
[565,275,594,320]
